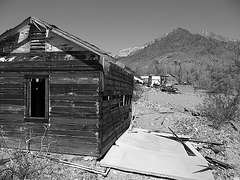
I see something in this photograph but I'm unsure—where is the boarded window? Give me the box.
[30,24,46,52]
[25,74,49,123]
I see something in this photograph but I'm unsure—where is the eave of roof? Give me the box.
[0,16,115,60]
[30,17,112,57]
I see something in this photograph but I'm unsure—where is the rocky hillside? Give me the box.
[117,28,239,86]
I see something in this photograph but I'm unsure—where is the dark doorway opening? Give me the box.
[31,78,45,117]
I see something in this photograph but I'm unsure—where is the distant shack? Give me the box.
[140,74,178,87]
[0,17,134,157]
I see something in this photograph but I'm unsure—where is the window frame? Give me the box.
[24,74,49,123]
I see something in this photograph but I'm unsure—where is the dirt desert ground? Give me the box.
[100,85,240,180]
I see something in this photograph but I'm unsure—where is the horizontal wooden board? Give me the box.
[0,59,101,71]
[0,99,24,105]
[50,83,99,91]
[99,119,129,154]
[50,122,99,131]
[0,120,25,128]
[58,89,99,96]
[0,77,24,84]
[0,88,24,95]
[48,137,99,156]
[101,110,130,127]
[0,114,23,121]
[101,114,130,133]
[0,109,24,115]
[50,94,99,101]
[0,59,100,67]
[50,71,99,77]
[0,66,101,72]
[50,71,99,84]
[0,51,100,61]
[0,104,25,109]
[50,109,99,119]
[0,83,24,89]
[101,119,129,142]
[3,134,100,156]
[50,100,97,108]
[51,106,98,114]
[50,77,99,85]
[50,88,99,96]
[0,72,24,77]
[102,90,133,96]
[101,99,119,108]
[50,117,98,125]
[105,74,133,85]
[2,124,98,141]
[0,94,24,99]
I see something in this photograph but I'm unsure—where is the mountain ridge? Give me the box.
[115,28,239,58]
[116,27,240,87]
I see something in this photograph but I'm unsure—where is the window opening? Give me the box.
[31,78,45,117]
[25,74,49,122]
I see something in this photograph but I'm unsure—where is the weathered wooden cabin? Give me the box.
[0,17,134,157]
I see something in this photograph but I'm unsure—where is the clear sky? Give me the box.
[0,0,239,55]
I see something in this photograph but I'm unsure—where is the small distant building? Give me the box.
[150,76,161,86]
[140,74,178,87]
[162,74,178,86]
[134,76,143,84]
[140,75,160,87]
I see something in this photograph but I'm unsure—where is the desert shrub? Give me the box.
[197,54,240,129]
[0,148,49,180]
[198,94,239,129]
[0,129,50,180]
[132,83,144,102]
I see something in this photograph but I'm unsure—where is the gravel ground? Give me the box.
[129,86,240,180]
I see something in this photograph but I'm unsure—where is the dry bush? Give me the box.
[0,129,50,180]
[198,94,239,129]
[0,149,48,180]
[197,54,240,129]
[0,130,99,180]
[132,83,145,102]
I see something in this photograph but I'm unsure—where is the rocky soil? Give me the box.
[127,85,240,180]
[101,85,240,180]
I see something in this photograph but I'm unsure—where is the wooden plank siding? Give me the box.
[98,62,133,156]
[0,17,134,157]
[49,70,101,155]
[0,52,102,156]
[103,63,133,95]
[0,57,133,157]
[0,72,25,116]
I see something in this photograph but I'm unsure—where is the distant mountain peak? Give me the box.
[196,30,239,42]
[169,27,190,35]
[114,28,189,58]
[114,45,147,58]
